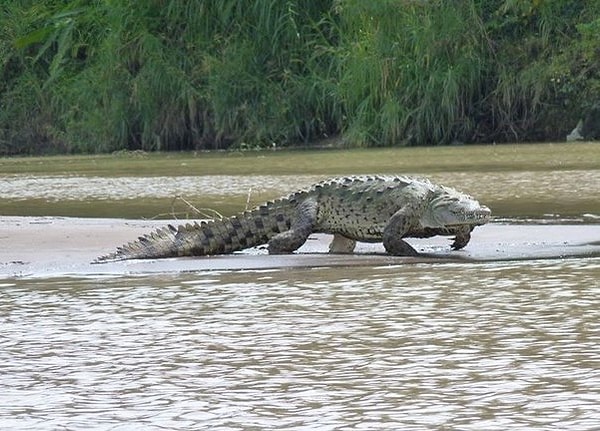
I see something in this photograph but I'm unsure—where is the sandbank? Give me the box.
[1,216,599,279]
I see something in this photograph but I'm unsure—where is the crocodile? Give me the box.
[95,175,491,262]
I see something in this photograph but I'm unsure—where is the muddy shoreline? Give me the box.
[1,216,599,279]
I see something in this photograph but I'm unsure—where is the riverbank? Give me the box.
[3,143,599,176]
[2,216,599,279]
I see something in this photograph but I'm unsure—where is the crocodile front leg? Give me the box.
[451,225,473,250]
[268,198,317,254]
[382,207,419,256]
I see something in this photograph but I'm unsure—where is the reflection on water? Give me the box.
[1,259,599,430]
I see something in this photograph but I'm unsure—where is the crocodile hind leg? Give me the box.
[451,225,473,250]
[328,234,356,253]
[382,207,419,256]
[268,198,317,254]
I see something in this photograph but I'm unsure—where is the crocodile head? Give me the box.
[421,186,491,228]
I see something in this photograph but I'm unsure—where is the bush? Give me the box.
[2,0,600,154]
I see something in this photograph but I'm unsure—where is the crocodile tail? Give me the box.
[94,198,297,262]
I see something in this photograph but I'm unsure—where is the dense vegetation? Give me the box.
[1,0,600,155]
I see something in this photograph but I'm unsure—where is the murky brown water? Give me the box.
[1,261,599,430]
[2,170,598,202]
[2,169,599,218]
[2,144,599,429]
[2,142,600,218]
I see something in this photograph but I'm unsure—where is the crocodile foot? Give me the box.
[383,237,419,256]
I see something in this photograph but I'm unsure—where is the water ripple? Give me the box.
[2,171,598,205]
[0,259,599,430]
[0,175,319,201]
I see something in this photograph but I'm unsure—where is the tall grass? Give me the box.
[480,0,596,141]
[1,0,340,153]
[1,0,600,154]
[200,0,341,148]
[337,0,488,146]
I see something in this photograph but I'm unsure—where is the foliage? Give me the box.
[2,0,600,154]
[336,0,488,146]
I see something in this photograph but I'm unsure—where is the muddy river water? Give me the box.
[1,143,599,429]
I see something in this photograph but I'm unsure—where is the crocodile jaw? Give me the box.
[422,189,491,228]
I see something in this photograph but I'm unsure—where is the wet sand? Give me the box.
[1,216,599,278]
